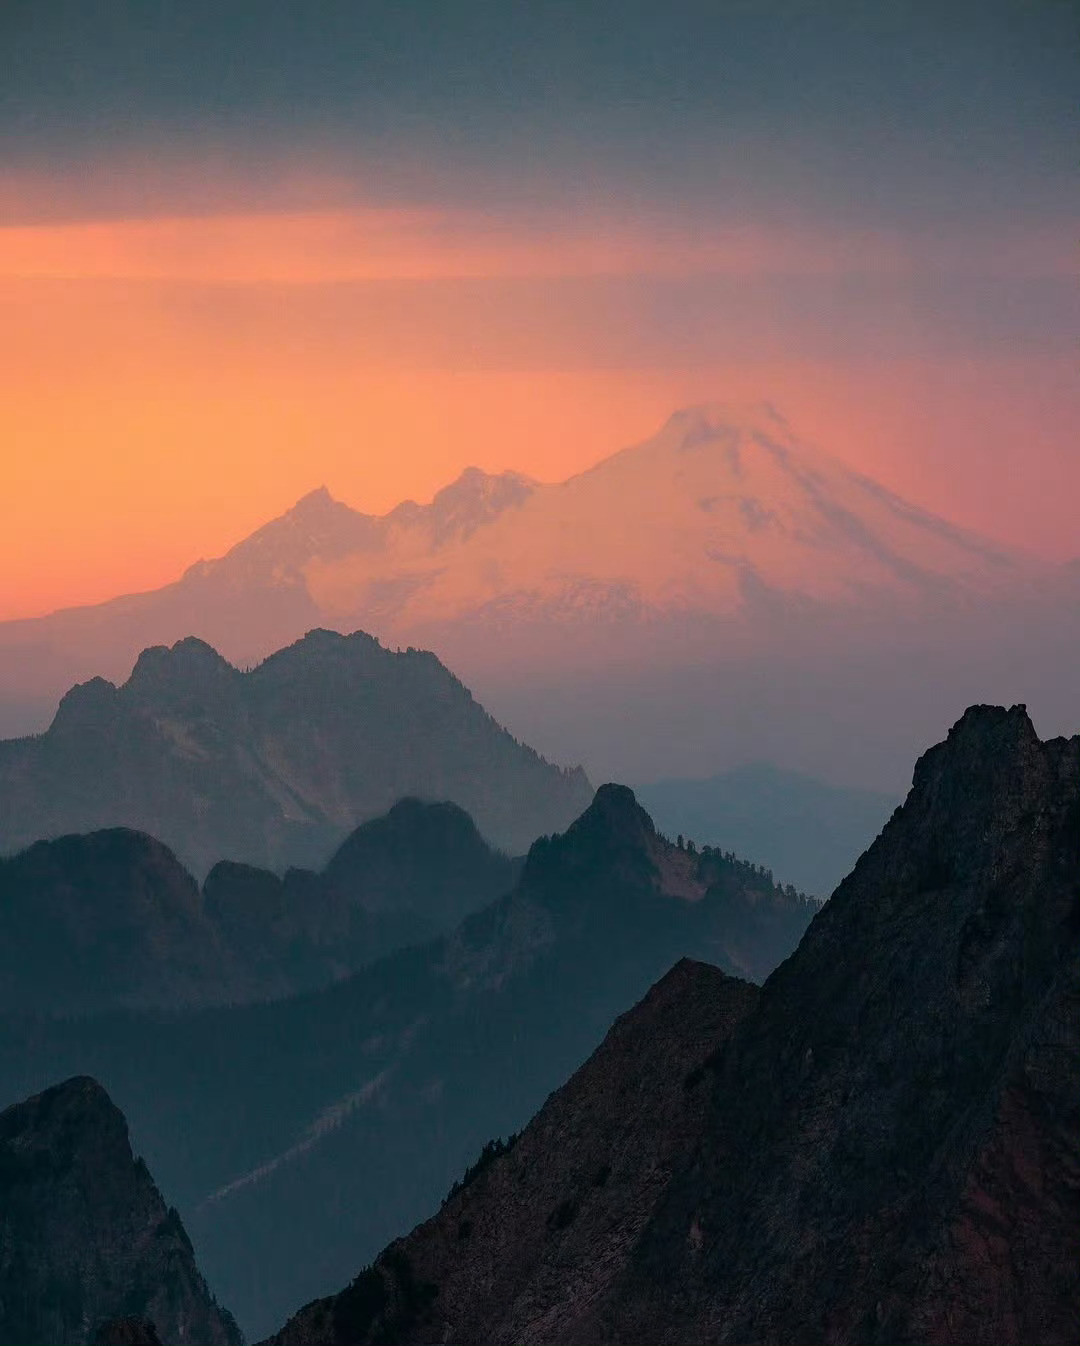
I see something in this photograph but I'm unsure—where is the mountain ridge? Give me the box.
[259,702,1080,1346]
[0,403,1053,752]
[0,629,592,873]
[0,795,520,1014]
[0,784,816,1338]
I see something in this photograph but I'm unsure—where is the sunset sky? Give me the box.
[2,1,1076,621]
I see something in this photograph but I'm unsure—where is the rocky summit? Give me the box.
[0,1076,239,1346]
[262,704,1080,1346]
[0,628,591,874]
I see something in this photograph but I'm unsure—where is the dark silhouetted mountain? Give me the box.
[320,797,521,931]
[636,762,897,896]
[259,705,1079,1346]
[0,829,235,1014]
[264,959,758,1346]
[0,1076,239,1346]
[93,1319,163,1346]
[0,468,536,740]
[0,629,592,874]
[0,786,815,1338]
[0,801,518,1013]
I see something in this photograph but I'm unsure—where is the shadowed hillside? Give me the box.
[0,786,814,1338]
[0,1076,239,1346]
[0,799,519,1013]
[262,705,1080,1346]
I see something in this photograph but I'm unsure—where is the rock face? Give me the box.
[265,959,758,1346]
[0,628,592,873]
[0,800,518,1013]
[634,703,1079,1346]
[0,786,815,1339]
[0,1076,239,1346]
[259,705,1080,1346]
[93,1319,163,1346]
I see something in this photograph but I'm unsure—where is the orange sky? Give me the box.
[1,196,1076,620]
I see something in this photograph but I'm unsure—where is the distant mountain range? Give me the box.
[635,762,898,897]
[264,704,1080,1346]
[4,705,1076,1345]
[2,403,1075,789]
[0,799,519,1014]
[0,786,816,1339]
[0,629,591,874]
[0,1076,239,1346]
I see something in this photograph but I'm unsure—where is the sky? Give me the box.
[1,0,1077,620]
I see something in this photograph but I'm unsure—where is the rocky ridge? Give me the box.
[260,705,1080,1346]
[0,1076,239,1346]
[265,959,758,1346]
[0,628,591,873]
[0,785,815,1337]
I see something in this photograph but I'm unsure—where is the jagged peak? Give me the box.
[266,626,381,658]
[572,398,821,488]
[945,702,1037,744]
[292,485,334,509]
[248,627,389,680]
[203,485,371,576]
[27,1074,114,1111]
[524,783,659,886]
[835,702,1078,905]
[436,464,537,494]
[127,637,235,691]
[0,1075,128,1144]
[581,782,657,839]
[275,485,367,526]
[911,703,1041,792]
[384,466,537,526]
[647,955,738,1000]
[289,626,353,648]
[420,465,538,544]
[50,674,120,731]
[662,399,794,441]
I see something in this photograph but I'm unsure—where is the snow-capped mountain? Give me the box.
[0,404,1069,790]
[301,402,1033,637]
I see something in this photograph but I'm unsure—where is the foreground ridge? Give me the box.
[262,704,1080,1346]
[0,1077,240,1346]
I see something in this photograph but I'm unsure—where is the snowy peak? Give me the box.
[188,468,539,598]
[389,466,538,548]
[179,404,1033,636]
[541,402,1031,606]
[660,399,796,448]
[271,403,1041,642]
[222,488,377,580]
